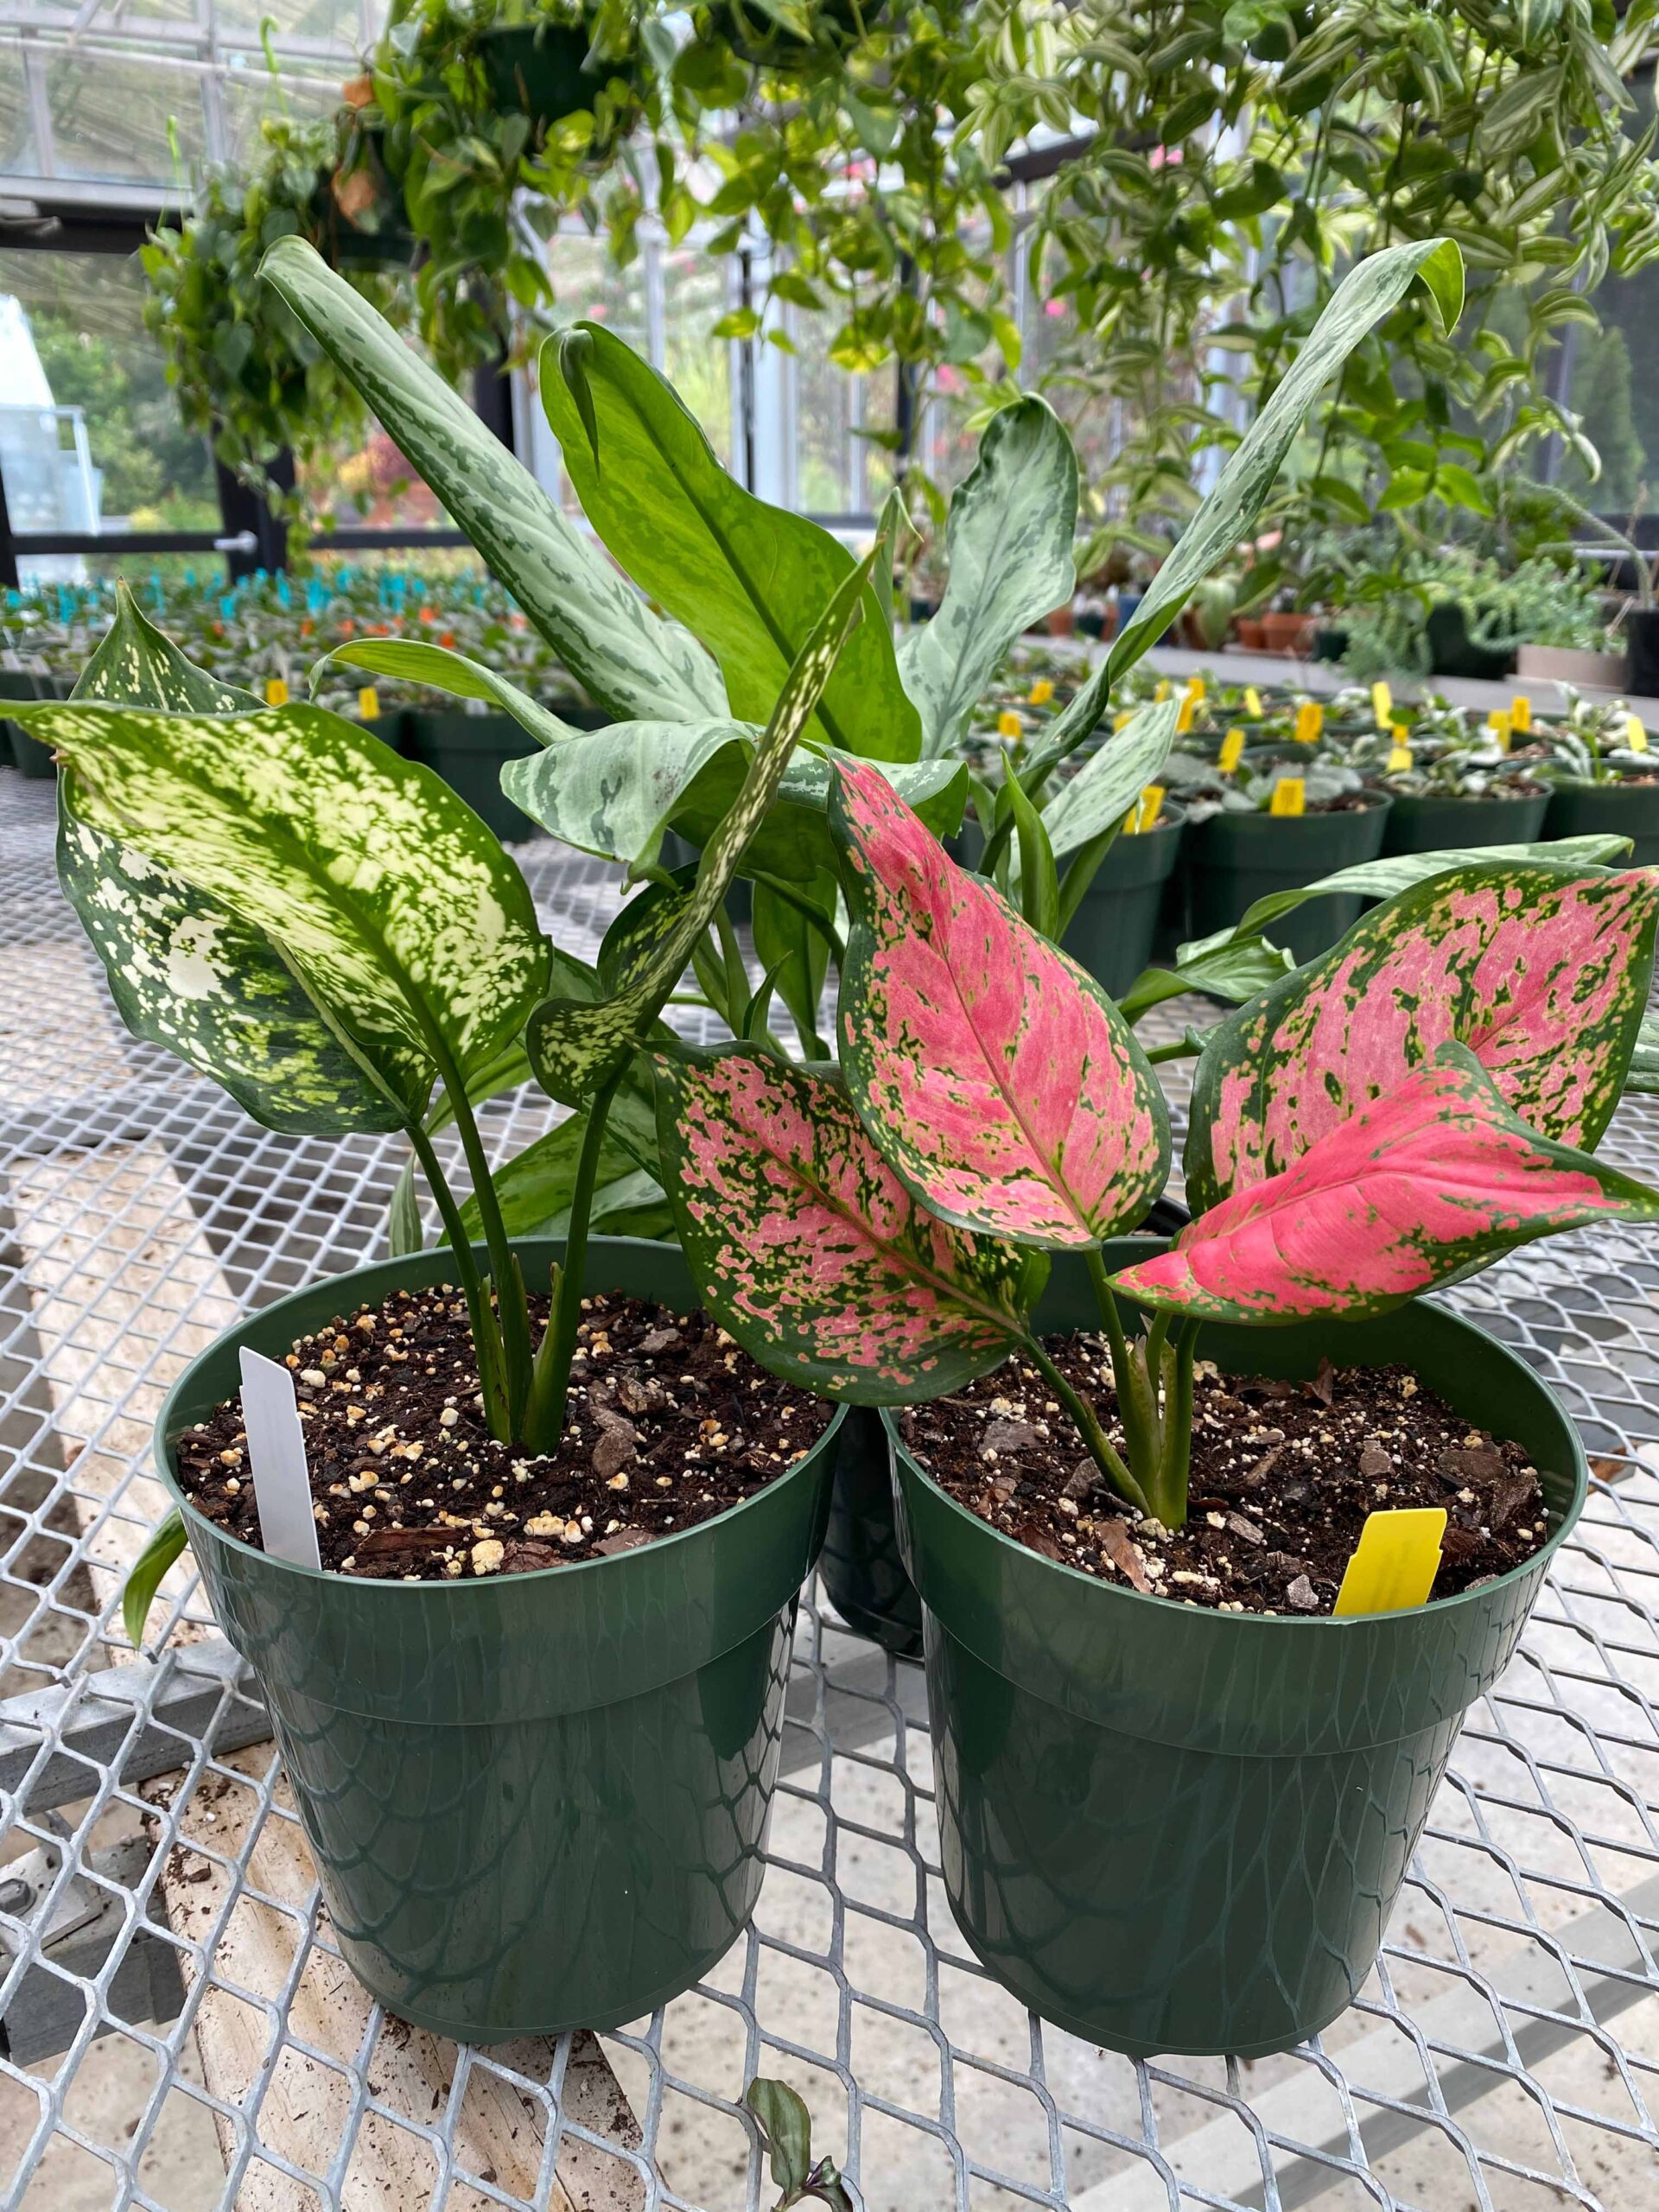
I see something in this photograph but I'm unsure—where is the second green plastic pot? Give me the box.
[401,711,543,843]
[1544,777,1659,867]
[889,1244,1585,2059]
[1059,811,1185,999]
[1380,787,1549,856]
[1186,795,1390,966]
[156,1237,839,2044]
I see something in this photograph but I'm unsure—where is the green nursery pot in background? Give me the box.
[888,1243,1586,2060]
[1059,810,1185,1000]
[1186,794,1390,966]
[1544,779,1659,868]
[1381,788,1549,856]
[157,1237,839,2044]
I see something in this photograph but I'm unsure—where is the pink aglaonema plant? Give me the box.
[654,762,1659,1532]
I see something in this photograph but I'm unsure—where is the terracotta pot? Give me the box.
[1260,611,1315,657]
[1236,617,1267,652]
[1046,604,1077,639]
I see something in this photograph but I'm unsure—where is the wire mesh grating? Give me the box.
[0,768,1656,2210]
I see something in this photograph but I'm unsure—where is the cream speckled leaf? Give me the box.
[54,592,397,1134]
[546,319,918,760]
[899,397,1078,759]
[260,238,726,724]
[525,556,874,1106]
[17,696,549,1124]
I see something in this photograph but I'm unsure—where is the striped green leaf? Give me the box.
[55,590,397,1135]
[16,694,549,1125]
[899,396,1078,758]
[546,321,919,761]
[259,238,726,724]
[1037,697,1182,857]
[654,1047,1031,1401]
[1186,862,1659,1213]
[525,555,874,1107]
[309,638,572,745]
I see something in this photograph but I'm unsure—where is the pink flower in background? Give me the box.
[1045,299,1066,317]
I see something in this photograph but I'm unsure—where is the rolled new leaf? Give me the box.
[526,553,874,1107]
[15,693,550,1124]
[653,1048,1030,1400]
[898,396,1078,759]
[1186,862,1659,1211]
[831,757,1169,1248]
[1116,1044,1659,1325]
[546,320,919,762]
[56,588,399,1135]
[259,237,727,725]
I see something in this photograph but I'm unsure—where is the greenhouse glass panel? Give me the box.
[661,240,733,466]
[41,53,206,184]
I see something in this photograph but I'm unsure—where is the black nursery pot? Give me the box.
[1544,778,1659,868]
[1624,607,1659,700]
[481,24,603,123]
[1186,795,1391,965]
[1426,601,1516,681]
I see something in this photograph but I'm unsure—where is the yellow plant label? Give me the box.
[264,677,289,707]
[1133,784,1165,833]
[1114,710,1133,731]
[1387,742,1414,773]
[1245,685,1263,717]
[1176,693,1195,735]
[357,687,380,721]
[1185,675,1205,704]
[1217,727,1246,773]
[1370,680,1393,728]
[1511,694,1532,733]
[997,709,1021,740]
[1028,678,1053,706]
[1627,715,1649,754]
[1487,709,1511,752]
[1269,776,1306,817]
[1294,699,1324,744]
[1154,679,1171,702]
[1332,1508,1448,1618]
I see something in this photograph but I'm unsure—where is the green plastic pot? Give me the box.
[1544,778,1659,867]
[1187,795,1391,966]
[1,670,59,777]
[888,1243,1586,2059]
[156,1236,840,2043]
[401,711,542,843]
[1381,787,1549,856]
[1060,810,1185,1000]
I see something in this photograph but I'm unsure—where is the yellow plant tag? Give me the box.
[1332,1508,1448,1618]
[1487,709,1511,752]
[997,709,1021,740]
[1155,679,1171,702]
[1175,693,1196,735]
[1185,674,1205,704]
[264,677,289,707]
[1244,685,1264,718]
[1370,680,1393,728]
[1217,727,1246,773]
[1627,714,1649,754]
[357,686,380,721]
[1387,741,1414,773]
[1028,678,1053,707]
[1131,784,1165,833]
[1511,694,1532,733]
[1269,776,1306,817]
[1114,710,1133,731]
[1294,699,1324,744]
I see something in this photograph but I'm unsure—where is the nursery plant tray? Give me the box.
[1,767,1657,2209]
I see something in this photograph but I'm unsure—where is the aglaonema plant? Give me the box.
[656,760,1659,1534]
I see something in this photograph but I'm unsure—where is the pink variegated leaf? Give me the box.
[1116,1044,1659,1325]
[1187,862,1659,1212]
[652,1046,1033,1402]
[830,758,1169,1249]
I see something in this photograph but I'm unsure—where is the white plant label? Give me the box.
[238,1348,322,1571]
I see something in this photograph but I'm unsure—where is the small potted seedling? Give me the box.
[1541,687,1659,864]
[656,757,1659,2057]
[14,552,874,2045]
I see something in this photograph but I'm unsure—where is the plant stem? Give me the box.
[1086,1245,1154,1478]
[408,1119,512,1439]
[430,1035,534,1432]
[1151,1322,1198,1531]
[521,1067,626,1452]
[1022,1336,1149,1518]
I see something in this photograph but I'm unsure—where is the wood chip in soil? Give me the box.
[175,1287,832,1580]
[899,1338,1554,1618]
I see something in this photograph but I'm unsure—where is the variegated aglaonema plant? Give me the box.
[657,760,1659,1532]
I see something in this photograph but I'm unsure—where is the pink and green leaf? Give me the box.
[1186,862,1659,1212]
[830,758,1170,1249]
[1117,1044,1659,1325]
[652,1046,1032,1402]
